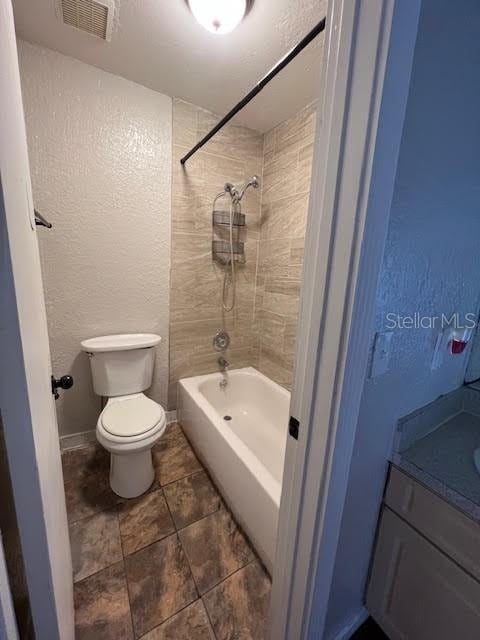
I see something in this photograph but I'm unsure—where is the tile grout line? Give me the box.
[122,552,137,640]
[176,509,256,600]
[72,500,179,587]
[136,597,217,640]
[163,459,254,612]
[66,425,267,638]
[123,459,205,637]
[122,550,138,639]
[66,443,210,586]
[71,470,216,584]
[173,499,224,534]
[160,466,205,489]
[172,424,261,596]
[160,477,202,609]
[200,594,219,640]
[201,557,259,599]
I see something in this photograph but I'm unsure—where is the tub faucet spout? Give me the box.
[218,356,230,372]
[218,356,229,389]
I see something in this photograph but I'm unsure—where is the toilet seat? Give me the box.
[101,394,163,437]
[95,395,166,498]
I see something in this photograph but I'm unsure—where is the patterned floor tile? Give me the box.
[139,600,215,639]
[178,508,253,594]
[152,424,202,486]
[163,470,222,530]
[70,508,123,583]
[203,561,271,640]
[63,444,119,522]
[118,489,175,555]
[74,562,133,640]
[64,432,271,640]
[124,533,198,637]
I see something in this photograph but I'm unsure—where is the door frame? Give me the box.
[271,1,421,638]
[0,0,74,637]
[1,0,421,637]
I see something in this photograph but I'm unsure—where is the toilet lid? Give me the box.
[101,396,163,437]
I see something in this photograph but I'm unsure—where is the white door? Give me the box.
[0,1,74,638]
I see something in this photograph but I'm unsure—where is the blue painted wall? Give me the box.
[325,0,480,636]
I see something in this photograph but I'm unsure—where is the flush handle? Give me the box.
[51,375,74,400]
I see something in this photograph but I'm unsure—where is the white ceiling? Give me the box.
[12,0,326,133]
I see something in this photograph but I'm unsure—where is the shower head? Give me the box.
[236,175,260,202]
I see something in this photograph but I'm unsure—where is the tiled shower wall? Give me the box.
[252,102,317,388]
[169,99,316,407]
[169,100,263,408]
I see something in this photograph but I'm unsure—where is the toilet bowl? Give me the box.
[81,333,165,499]
[97,393,166,498]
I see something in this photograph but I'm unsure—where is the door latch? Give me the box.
[51,375,74,399]
[289,416,299,440]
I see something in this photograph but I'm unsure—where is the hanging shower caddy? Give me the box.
[211,195,245,265]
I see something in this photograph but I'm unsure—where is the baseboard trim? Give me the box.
[60,429,96,451]
[60,410,177,451]
[330,608,369,640]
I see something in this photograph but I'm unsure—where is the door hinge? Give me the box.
[289,416,299,440]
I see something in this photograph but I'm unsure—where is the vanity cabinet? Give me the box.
[367,468,480,640]
[384,466,480,581]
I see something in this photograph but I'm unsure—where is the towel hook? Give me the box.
[34,209,52,229]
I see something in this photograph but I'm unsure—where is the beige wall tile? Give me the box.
[173,100,199,148]
[197,109,265,158]
[264,129,276,155]
[296,142,315,194]
[261,193,309,241]
[258,346,292,389]
[169,99,263,409]
[170,98,317,406]
[274,104,316,156]
[262,149,299,204]
[252,101,317,390]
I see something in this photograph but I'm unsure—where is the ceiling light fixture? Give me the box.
[187,0,253,35]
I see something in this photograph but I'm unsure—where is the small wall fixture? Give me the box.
[187,0,253,34]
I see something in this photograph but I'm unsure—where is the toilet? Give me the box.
[81,333,166,499]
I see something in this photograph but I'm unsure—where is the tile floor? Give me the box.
[62,423,271,639]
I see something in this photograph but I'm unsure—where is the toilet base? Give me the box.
[109,449,155,498]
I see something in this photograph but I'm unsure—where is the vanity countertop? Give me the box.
[393,411,480,523]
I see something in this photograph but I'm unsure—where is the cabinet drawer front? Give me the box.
[367,508,480,640]
[385,466,480,581]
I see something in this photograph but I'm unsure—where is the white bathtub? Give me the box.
[177,366,290,573]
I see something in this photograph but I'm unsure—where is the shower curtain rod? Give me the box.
[180,17,326,165]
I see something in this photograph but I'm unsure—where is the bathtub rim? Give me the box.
[178,366,290,507]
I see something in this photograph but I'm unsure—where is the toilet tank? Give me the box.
[80,334,161,397]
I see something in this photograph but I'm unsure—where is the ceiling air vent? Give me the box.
[56,0,114,41]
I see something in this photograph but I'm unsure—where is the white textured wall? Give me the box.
[18,41,172,437]
[325,0,480,636]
